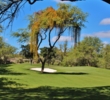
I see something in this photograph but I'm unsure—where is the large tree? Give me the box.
[29,3,87,72]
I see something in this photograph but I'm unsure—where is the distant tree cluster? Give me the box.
[38,36,110,69]
[0,37,17,64]
[62,37,110,69]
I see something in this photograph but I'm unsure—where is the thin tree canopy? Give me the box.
[29,3,87,72]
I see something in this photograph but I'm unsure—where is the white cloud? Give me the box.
[103,41,109,45]
[53,0,69,3]
[103,41,109,47]
[84,30,110,38]
[4,38,8,42]
[100,18,110,25]
[52,36,73,42]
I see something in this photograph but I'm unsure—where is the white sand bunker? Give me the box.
[30,68,57,73]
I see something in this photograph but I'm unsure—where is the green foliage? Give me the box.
[57,4,88,46]
[62,36,110,69]
[62,37,103,67]
[40,47,56,62]
[0,37,17,56]
[11,29,32,59]
[16,59,24,63]
[20,44,33,59]
[82,36,103,53]
[0,37,4,47]
[11,28,30,43]
[59,40,68,56]
[100,44,110,69]
[0,25,3,33]
[29,3,87,71]
[0,37,17,64]
[0,44,16,57]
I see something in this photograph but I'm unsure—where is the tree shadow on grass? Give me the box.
[42,72,88,75]
[0,77,110,100]
[0,64,26,75]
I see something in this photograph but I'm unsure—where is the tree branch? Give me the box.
[38,28,48,49]
[27,0,43,4]
[0,0,41,28]
[52,27,67,48]
[48,27,54,47]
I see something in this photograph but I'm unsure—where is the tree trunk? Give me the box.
[41,60,46,73]
[87,60,90,66]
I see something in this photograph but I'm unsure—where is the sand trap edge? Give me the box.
[30,68,57,73]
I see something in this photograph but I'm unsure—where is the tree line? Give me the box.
[62,37,110,69]
[18,36,110,69]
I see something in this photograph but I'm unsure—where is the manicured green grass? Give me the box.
[0,63,110,100]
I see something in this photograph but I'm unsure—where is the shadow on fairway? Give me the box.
[0,77,110,100]
[0,64,26,75]
[42,72,88,75]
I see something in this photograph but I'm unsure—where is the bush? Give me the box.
[54,60,61,65]
[16,59,24,63]
[23,59,30,63]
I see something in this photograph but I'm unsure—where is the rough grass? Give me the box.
[0,63,110,100]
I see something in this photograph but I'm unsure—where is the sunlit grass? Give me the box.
[0,63,110,100]
[0,63,110,88]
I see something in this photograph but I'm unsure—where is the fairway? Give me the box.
[0,63,110,100]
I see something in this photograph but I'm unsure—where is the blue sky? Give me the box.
[1,0,110,51]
